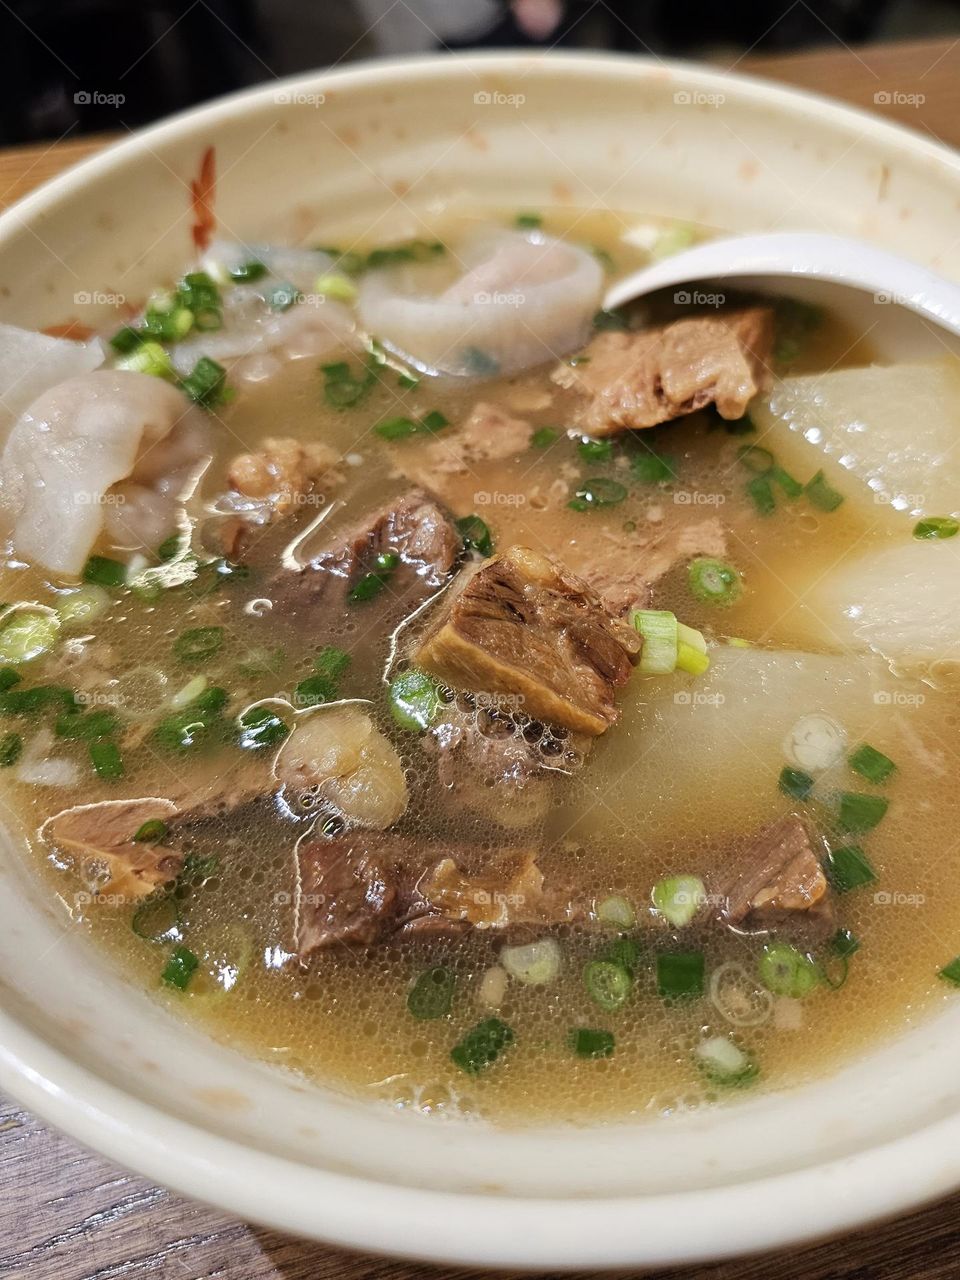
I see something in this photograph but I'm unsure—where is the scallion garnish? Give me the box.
[913,516,959,540]
[117,340,174,379]
[848,743,896,785]
[939,956,960,987]
[832,928,860,959]
[133,818,168,843]
[109,325,143,354]
[237,704,289,749]
[694,1035,758,1087]
[531,426,559,449]
[349,551,399,603]
[779,765,814,800]
[577,437,613,464]
[650,875,704,928]
[687,557,741,606]
[805,470,844,512]
[824,843,877,892]
[456,515,493,558]
[173,625,224,663]
[568,477,627,511]
[0,612,60,664]
[161,945,199,991]
[837,791,889,833]
[570,1028,615,1058]
[592,307,629,331]
[0,732,22,767]
[152,686,227,751]
[132,891,181,943]
[656,951,704,1000]
[90,740,124,780]
[633,610,679,676]
[450,1017,514,1074]
[771,465,804,498]
[758,942,820,998]
[181,356,229,408]
[375,410,449,440]
[737,444,775,474]
[407,965,455,1019]
[746,474,776,516]
[388,668,442,732]
[55,710,119,740]
[0,669,21,693]
[583,959,632,1011]
[514,212,543,229]
[631,450,676,484]
[83,555,126,588]
[228,259,267,282]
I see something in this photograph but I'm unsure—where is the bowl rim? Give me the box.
[3,49,960,1269]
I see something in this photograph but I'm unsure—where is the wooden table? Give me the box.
[3,35,960,1280]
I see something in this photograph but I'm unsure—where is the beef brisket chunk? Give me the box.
[413,546,641,736]
[270,489,462,621]
[294,834,584,957]
[718,814,836,939]
[554,306,774,436]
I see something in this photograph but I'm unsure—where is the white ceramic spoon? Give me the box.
[604,231,960,337]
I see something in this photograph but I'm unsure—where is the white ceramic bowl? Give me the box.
[3,53,960,1271]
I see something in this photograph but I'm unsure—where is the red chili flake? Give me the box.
[190,145,217,254]
[41,321,95,340]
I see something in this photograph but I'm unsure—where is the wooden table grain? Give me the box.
[3,35,960,1280]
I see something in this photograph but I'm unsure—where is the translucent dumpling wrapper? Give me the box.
[0,321,104,428]
[357,229,604,378]
[167,284,356,377]
[0,370,210,576]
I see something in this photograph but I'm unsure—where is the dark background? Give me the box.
[2,0,958,145]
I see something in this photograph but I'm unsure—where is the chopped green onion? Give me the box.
[152,686,226,751]
[294,674,336,707]
[0,684,77,715]
[848,743,896,785]
[500,939,562,986]
[531,427,559,448]
[83,556,126,588]
[779,765,814,800]
[0,611,60,663]
[939,956,960,987]
[173,625,224,663]
[397,372,420,390]
[90,740,124,780]
[676,642,710,676]
[656,951,704,999]
[805,470,844,512]
[591,245,616,273]
[677,622,707,653]
[162,945,199,991]
[913,516,959,540]
[56,585,111,627]
[652,222,696,259]
[314,273,358,302]
[375,416,418,441]
[597,895,636,929]
[569,477,627,511]
[570,1028,615,1058]
[838,791,889,833]
[109,325,143,354]
[737,444,775,474]
[407,965,456,1019]
[758,942,820,998]
[633,610,678,676]
[694,1034,758,1087]
[55,710,119,740]
[181,356,228,408]
[583,959,632,1011]
[456,515,493,557]
[348,551,399,603]
[237,705,289,749]
[142,303,194,342]
[461,346,500,377]
[0,668,21,692]
[599,936,643,976]
[132,891,181,943]
[687,557,741,607]
[592,308,629,331]
[0,732,22,767]
[366,240,445,269]
[832,928,860,959]
[771,465,803,498]
[824,843,877,892]
[630,450,676,484]
[228,259,267,282]
[420,409,449,432]
[450,1017,514,1074]
[314,647,350,681]
[388,669,442,732]
[156,534,185,562]
[651,876,704,928]
[316,247,366,276]
[746,474,776,516]
[117,340,174,379]
[134,819,168,843]
[577,437,613,464]
[514,212,542,229]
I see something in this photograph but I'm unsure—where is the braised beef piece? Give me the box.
[40,798,183,901]
[717,814,836,940]
[413,546,641,736]
[553,307,774,437]
[571,516,729,617]
[295,834,585,956]
[270,489,462,621]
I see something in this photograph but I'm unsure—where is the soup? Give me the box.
[1,208,959,1124]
